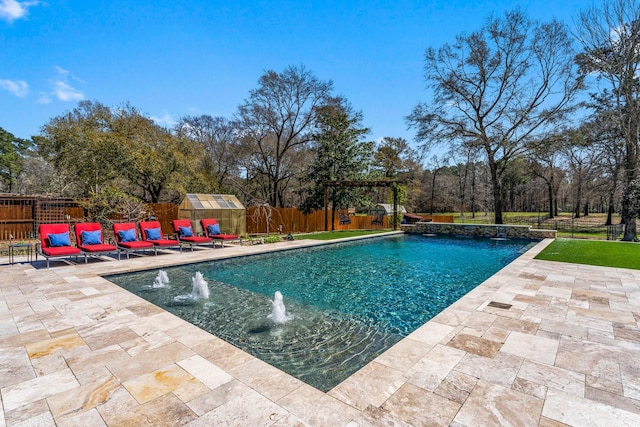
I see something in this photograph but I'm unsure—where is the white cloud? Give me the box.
[0,78,28,97]
[0,0,39,22]
[151,112,177,127]
[36,91,51,104]
[53,80,83,102]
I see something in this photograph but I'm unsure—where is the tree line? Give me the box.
[1,0,638,239]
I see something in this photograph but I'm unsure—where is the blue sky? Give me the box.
[1,0,587,144]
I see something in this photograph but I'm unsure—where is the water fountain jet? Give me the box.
[141,270,170,291]
[172,272,209,305]
[267,291,292,324]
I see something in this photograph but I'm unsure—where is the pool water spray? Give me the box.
[268,291,292,324]
[141,270,170,291]
[172,271,209,305]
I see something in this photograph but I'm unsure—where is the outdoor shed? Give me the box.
[177,194,246,236]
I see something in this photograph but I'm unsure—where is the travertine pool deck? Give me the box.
[2,235,640,426]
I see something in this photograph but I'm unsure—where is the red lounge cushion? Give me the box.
[117,241,154,249]
[41,246,82,256]
[211,234,238,240]
[179,236,212,244]
[79,244,117,253]
[148,239,179,247]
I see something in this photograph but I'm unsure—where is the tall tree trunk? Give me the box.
[547,181,554,219]
[488,161,503,224]
[621,141,638,241]
[429,169,439,215]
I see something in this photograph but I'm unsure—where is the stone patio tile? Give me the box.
[434,370,478,404]
[620,359,640,400]
[2,399,50,426]
[177,354,234,391]
[187,388,288,427]
[455,351,523,388]
[538,319,588,339]
[542,389,640,426]
[199,338,255,371]
[106,341,194,382]
[328,361,406,411]
[2,368,79,412]
[585,386,640,415]
[228,357,303,402]
[517,360,585,397]
[374,337,433,374]
[0,327,50,350]
[405,320,455,346]
[447,332,502,358]
[492,316,540,335]
[555,336,623,381]
[462,311,497,331]
[348,405,412,427]
[382,383,460,427]
[0,347,35,388]
[56,408,107,427]
[10,410,55,426]
[569,305,636,325]
[501,331,559,365]
[186,379,252,416]
[407,344,466,392]
[122,363,198,404]
[278,384,360,426]
[430,309,472,327]
[47,374,120,421]
[512,376,547,400]
[65,343,130,375]
[454,379,543,427]
[108,392,198,427]
[24,329,86,358]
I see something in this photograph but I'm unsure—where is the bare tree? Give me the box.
[237,65,333,207]
[176,115,241,193]
[574,0,640,240]
[408,10,584,223]
[529,134,566,219]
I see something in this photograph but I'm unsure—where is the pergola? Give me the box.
[323,180,402,231]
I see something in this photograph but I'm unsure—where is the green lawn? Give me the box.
[535,238,640,270]
[294,230,389,240]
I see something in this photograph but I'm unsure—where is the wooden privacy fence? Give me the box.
[1,194,454,240]
[246,207,389,234]
[245,208,454,234]
[0,195,178,241]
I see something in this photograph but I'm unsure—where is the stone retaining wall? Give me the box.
[401,222,556,239]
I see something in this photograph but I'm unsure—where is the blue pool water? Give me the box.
[106,234,537,391]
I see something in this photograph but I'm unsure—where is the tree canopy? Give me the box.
[408,10,584,224]
[237,65,334,207]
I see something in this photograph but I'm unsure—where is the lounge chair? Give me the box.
[339,213,352,225]
[372,214,385,226]
[38,223,83,268]
[74,222,117,262]
[171,219,213,251]
[200,218,239,248]
[139,220,182,254]
[112,222,154,259]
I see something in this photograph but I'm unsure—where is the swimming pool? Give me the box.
[106,234,537,391]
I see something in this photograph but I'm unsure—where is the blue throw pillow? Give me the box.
[179,226,193,237]
[49,232,71,247]
[118,228,137,242]
[145,227,162,240]
[81,230,102,245]
[207,224,221,235]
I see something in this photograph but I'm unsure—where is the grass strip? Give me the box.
[535,238,640,270]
